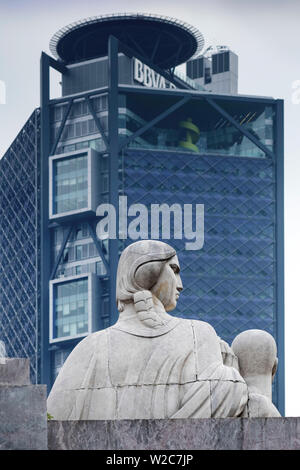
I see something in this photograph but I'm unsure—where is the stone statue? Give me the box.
[232,330,280,417]
[47,240,280,419]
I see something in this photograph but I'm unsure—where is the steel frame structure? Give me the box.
[39,37,284,414]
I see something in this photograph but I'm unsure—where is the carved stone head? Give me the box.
[116,240,183,313]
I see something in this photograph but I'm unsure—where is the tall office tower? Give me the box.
[187,46,238,94]
[0,13,284,414]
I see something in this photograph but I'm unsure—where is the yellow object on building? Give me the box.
[179,118,200,152]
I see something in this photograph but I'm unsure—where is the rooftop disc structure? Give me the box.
[49,13,205,68]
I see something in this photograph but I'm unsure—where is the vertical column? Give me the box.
[40,53,67,390]
[108,36,120,326]
[40,52,51,391]
[275,98,285,416]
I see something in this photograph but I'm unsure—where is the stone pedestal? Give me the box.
[0,358,47,450]
[48,418,300,450]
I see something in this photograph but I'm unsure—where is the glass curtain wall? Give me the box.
[118,93,274,158]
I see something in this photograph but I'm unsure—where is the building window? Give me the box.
[212,54,218,74]
[212,52,229,74]
[186,58,204,79]
[204,67,212,84]
[224,51,230,72]
[52,349,71,381]
[49,148,100,219]
[76,265,82,275]
[50,273,101,343]
[53,154,88,214]
[52,278,89,340]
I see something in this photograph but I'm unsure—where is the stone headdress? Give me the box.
[116,240,176,326]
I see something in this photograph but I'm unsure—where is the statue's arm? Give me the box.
[218,337,239,369]
[173,321,249,418]
[244,392,281,417]
[47,332,100,419]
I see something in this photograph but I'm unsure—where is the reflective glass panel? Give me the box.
[53,153,88,214]
[119,93,274,158]
[53,278,89,339]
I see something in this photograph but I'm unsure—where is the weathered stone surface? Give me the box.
[0,385,47,450]
[232,330,280,418]
[232,330,278,398]
[241,418,300,450]
[47,241,280,421]
[0,358,30,386]
[48,240,279,421]
[47,418,300,450]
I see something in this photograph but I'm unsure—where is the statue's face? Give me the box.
[151,255,183,311]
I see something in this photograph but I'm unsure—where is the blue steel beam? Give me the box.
[203,96,275,159]
[50,87,109,106]
[118,84,277,105]
[40,52,65,392]
[108,35,120,326]
[50,98,73,155]
[275,99,285,416]
[39,51,71,392]
[46,53,68,75]
[49,82,276,107]
[87,221,110,275]
[50,226,73,280]
[85,96,109,151]
[119,95,191,151]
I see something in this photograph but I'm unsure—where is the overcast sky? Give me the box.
[1,0,300,416]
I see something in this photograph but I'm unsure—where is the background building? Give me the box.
[186,45,238,94]
[0,13,285,414]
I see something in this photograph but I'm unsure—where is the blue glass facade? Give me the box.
[0,109,40,383]
[120,147,280,404]
[121,150,275,332]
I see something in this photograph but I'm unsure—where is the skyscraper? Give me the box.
[0,13,284,414]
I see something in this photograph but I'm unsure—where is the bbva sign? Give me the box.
[133,58,176,90]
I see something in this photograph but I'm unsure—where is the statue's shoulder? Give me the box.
[190,319,218,338]
[188,319,223,363]
[70,328,110,355]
